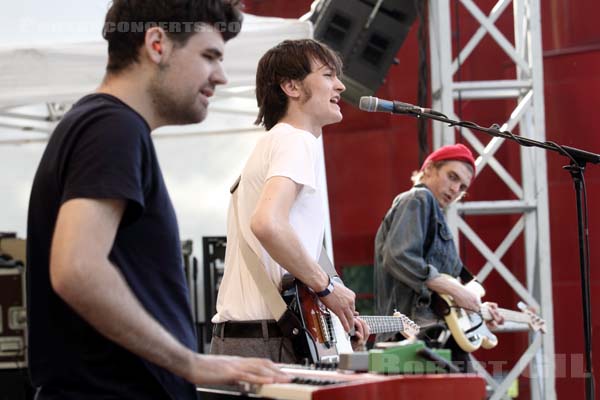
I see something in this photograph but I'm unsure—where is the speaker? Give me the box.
[308,0,419,105]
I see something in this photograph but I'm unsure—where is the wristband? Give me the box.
[316,276,335,297]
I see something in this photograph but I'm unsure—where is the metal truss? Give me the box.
[428,1,555,399]
[0,103,67,139]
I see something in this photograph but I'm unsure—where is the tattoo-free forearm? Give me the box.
[52,257,196,381]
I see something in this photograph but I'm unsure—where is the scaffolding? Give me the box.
[428,0,555,399]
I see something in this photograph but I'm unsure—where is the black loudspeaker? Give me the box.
[308,0,419,105]
[199,236,227,352]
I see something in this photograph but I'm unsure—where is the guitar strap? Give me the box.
[317,241,339,278]
[459,265,475,283]
[229,176,337,334]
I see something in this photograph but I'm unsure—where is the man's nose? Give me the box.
[335,76,346,93]
[212,63,228,86]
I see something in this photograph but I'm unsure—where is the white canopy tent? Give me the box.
[0,12,312,136]
[0,3,334,326]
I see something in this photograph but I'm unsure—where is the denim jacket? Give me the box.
[374,184,464,338]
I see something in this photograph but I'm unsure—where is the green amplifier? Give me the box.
[369,340,453,374]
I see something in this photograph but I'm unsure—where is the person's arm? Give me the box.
[380,196,440,294]
[425,275,481,312]
[426,277,504,325]
[51,198,289,385]
[250,176,356,332]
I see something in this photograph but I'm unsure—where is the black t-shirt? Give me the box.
[26,94,197,399]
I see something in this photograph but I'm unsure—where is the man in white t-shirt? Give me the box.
[211,39,369,362]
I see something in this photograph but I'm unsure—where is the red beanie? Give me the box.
[420,143,476,176]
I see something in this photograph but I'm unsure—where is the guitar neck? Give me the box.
[481,307,531,324]
[360,316,406,335]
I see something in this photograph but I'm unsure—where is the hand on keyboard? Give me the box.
[186,354,292,385]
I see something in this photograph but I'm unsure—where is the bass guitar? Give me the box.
[282,275,419,364]
[430,274,546,353]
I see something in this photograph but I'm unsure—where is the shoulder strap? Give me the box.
[459,265,475,283]
[230,176,287,321]
[318,245,338,278]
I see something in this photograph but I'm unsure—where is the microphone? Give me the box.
[358,96,434,115]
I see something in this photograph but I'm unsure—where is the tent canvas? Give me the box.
[0,7,335,327]
[0,13,313,134]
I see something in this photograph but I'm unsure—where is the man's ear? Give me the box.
[422,162,433,177]
[144,27,171,64]
[280,79,301,100]
[422,162,439,180]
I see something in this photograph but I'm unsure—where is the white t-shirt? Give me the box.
[212,123,326,322]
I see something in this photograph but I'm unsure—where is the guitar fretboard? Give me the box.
[481,307,531,324]
[360,316,416,335]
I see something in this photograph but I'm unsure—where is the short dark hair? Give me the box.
[102,0,243,73]
[254,39,343,130]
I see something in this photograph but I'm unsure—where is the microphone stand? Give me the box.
[400,109,597,400]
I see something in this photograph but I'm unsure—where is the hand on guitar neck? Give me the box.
[350,313,370,351]
[479,302,505,329]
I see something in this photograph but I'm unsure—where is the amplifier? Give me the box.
[0,237,27,369]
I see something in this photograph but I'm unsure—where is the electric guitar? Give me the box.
[281,275,420,364]
[430,274,546,353]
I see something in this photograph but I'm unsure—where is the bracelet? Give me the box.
[316,276,335,297]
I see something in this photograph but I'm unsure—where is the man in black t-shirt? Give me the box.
[26,1,289,399]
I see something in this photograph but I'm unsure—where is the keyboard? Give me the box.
[197,364,486,400]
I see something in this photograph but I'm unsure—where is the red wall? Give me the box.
[541,0,600,397]
[244,1,600,397]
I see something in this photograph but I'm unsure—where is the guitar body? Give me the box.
[282,277,341,363]
[431,274,545,353]
[281,275,419,364]
[433,292,498,353]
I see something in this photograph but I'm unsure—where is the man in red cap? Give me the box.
[373,143,503,371]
